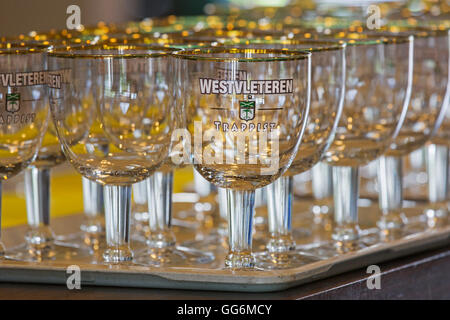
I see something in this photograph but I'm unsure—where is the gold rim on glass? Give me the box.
[328,31,414,46]
[221,38,346,52]
[172,47,311,62]
[98,33,222,49]
[48,43,179,59]
[382,25,450,38]
[0,41,50,54]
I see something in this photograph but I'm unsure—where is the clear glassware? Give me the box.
[292,161,334,242]
[3,46,89,262]
[425,143,449,228]
[227,40,346,269]
[309,162,334,225]
[131,179,150,241]
[48,44,177,264]
[424,30,450,228]
[375,27,450,239]
[172,166,218,230]
[79,177,105,251]
[133,165,215,267]
[180,175,228,253]
[173,47,312,269]
[0,41,50,259]
[182,184,268,254]
[305,32,414,258]
[57,176,106,256]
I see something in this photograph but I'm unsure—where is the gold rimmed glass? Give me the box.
[173,47,311,269]
[47,44,178,264]
[5,34,97,262]
[26,30,109,254]
[96,34,224,265]
[200,39,345,269]
[370,26,450,237]
[299,33,414,258]
[0,41,50,260]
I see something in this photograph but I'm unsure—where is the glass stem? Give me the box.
[24,167,54,249]
[225,188,255,269]
[426,144,449,226]
[332,166,360,242]
[377,156,405,232]
[217,187,228,236]
[132,179,149,225]
[194,169,214,197]
[146,171,176,249]
[266,176,295,252]
[311,162,334,219]
[103,185,132,263]
[254,186,268,232]
[81,177,104,234]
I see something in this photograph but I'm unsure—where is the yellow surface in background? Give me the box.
[2,166,194,228]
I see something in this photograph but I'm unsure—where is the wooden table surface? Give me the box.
[0,245,448,300]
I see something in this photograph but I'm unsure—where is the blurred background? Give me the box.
[0,0,216,36]
[0,0,448,36]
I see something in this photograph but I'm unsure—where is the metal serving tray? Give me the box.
[0,198,449,293]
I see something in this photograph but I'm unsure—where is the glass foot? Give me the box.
[174,194,217,227]
[131,224,150,242]
[292,227,312,239]
[5,241,89,262]
[300,239,371,259]
[103,246,134,264]
[225,251,256,269]
[182,232,228,253]
[134,246,214,267]
[255,250,320,270]
[57,231,106,253]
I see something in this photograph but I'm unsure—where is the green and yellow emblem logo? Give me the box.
[6,93,20,113]
[239,100,255,121]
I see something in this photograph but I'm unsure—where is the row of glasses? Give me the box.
[425,17,450,226]
[2,19,448,272]
[45,27,418,269]
[374,26,450,238]
[301,31,414,258]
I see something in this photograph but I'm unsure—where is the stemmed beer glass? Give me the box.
[303,32,414,257]
[48,44,177,263]
[219,39,345,269]
[375,27,450,237]
[174,47,312,269]
[0,41,49,257]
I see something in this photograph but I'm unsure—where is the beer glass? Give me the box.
[26,31,108,254]
[48,44,177,264]
[376,27,450,238]
[174,47,311,269]
[306,33,414,257]
[219,40,345,269]
[0,42,49,258]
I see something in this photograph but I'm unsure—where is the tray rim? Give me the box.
[0,223,449,292]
